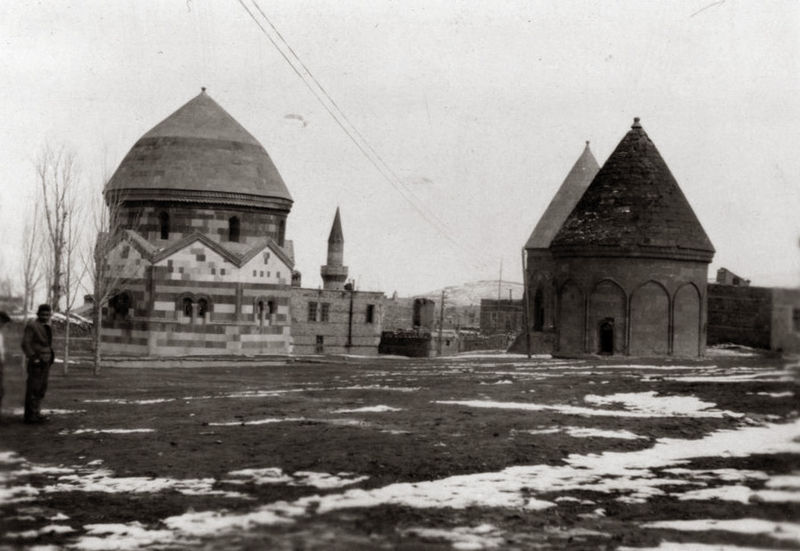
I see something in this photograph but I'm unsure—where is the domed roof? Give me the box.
[105,91,292,208]
[525,141,599,250]
[550,119,714,262]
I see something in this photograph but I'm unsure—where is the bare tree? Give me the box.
[37,144,79,312]
[83,186,141,375]
[61,199,87,376]
[20,200,44,320]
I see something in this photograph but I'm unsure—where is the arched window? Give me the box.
[278,219,286,246]
[256,300,265,326]
[198,298,209,317]
[228,216,240,243]
[159,211,170,240]
[182,297,194,318]
[267,300,276,315]
[109,291,132,321]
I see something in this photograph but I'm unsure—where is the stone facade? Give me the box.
[101,231,295,356]
[552,257,707,357]
[479,299,523,335]
[290,288,384,355]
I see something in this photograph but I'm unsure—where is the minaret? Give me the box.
[321,207,348,290]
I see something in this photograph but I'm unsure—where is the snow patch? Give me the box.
[765,474,800,488]
[564,427,645,440]
[71,522,179,550]
[209,417,305,426]
[435,393,742,418]
[37,467,246,498]
[751,391,795,398]
[677,485,800,504]
[619,542,778,551]
[6,525,75,539]
[332,405,402,413]
[402,523,505,550]
[67,428,155,435]
[225,467,293,485]
[643,518,800,543]
[82,398,175,405]
[516,426,645,440]
[333,385,421,392]
[661,370,793,383]
[291,471,370,489]
[10,408,85,415]
[225,468,368,489]
[584,391,739,418]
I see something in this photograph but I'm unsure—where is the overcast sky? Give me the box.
[1,0,798,297]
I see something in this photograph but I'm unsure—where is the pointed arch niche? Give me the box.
[630,281,670,356]
[588,280,627,355]
[557,281,584,354]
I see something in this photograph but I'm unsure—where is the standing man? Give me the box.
[22,304,54,424]
[0,311,11,421]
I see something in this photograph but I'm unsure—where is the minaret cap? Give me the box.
[328,206,344,243]
[631,117,642,129]
[201,86,207,93]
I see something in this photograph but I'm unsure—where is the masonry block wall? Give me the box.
[117,204,288,247]
[382,296,415,331]
[706,285,800,353]
[100,235,294,356]
[290,288,384,355]
[552,257,708,357]
[771,288,800,353]
[707,284,772,349]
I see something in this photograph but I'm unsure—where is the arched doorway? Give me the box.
[599,318,615,354]
[589,280,626,355]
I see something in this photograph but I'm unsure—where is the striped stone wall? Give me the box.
[100,235,294,357]
[118,204,287,246]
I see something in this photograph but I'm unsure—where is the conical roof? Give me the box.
[328,207,344,243]
[550,118,714,262]
[105,90,292,207]
[525,142,599,249]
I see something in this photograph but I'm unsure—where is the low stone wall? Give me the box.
[707,284,772,349]
[378,332,432,357]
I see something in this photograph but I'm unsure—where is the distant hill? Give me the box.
[415,280,524,308]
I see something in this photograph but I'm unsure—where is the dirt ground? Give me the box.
[1,350,798,550]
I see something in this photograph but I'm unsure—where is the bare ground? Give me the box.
[1,351,798,550]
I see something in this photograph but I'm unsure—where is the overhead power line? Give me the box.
[235,0,492,270]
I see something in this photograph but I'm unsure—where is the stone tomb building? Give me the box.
[101,91,382,356]
[524,119,715,357]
